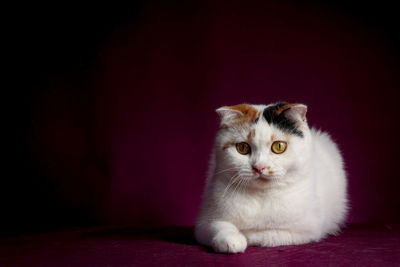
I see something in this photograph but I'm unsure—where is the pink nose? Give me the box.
[253,164,266,174]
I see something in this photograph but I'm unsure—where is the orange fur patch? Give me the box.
[229,104,260,124]
[275,103,296,115]
[270,134,277,141]
[247,129,255,140]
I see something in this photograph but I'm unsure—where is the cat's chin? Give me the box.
[258,178,276,184]
[250,176,280,187]
[257,174,280,181]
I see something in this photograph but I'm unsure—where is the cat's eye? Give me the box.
[271,141,287,154]
[236,142,251,155]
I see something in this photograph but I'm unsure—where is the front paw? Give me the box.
[211,231,247,253]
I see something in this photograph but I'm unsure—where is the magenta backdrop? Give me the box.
[11,1,400,233]
[94,2,400,226]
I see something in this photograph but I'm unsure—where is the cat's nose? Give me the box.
[252,164,266,174]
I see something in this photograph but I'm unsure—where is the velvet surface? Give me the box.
[1,224,399,265]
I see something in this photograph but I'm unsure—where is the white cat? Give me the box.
[195,102,348,253]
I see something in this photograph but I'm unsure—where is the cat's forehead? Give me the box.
[250,116,280,138]
[248,104,272,132]
[241,104,293,140]
[220,102,305,140]
[249,102,303,138]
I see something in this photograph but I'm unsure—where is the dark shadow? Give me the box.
[83,226,199,246]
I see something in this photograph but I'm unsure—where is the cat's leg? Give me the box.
[195,220,247,253]
[244,229,320,247]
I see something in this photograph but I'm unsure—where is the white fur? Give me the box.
[195,103,348,253]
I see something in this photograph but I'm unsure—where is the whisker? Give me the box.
[230,177,242,199]
[238,176,251,196]
[222,173,240,199]
[231,172,249,199]
[214,167,239,175]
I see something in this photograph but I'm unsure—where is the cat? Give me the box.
[194,102,348,253]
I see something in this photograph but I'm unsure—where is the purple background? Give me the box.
[5,1,400,235]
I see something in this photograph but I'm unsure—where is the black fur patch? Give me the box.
[262,102,303,137]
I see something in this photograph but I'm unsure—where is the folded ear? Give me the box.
[216,106,243,126]
[216,104,259,127]
[282,104,307,123]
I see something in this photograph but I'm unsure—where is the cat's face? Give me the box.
[215,103,311,189]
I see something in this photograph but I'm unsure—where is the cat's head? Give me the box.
[214,102,312,189]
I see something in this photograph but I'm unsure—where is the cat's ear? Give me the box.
[216,106,243,126]
[283,104,307,123]
[216,104,259,127]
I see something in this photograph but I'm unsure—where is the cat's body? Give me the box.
[195,103,347,253]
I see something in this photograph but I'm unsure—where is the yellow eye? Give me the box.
[271,141,287,154]
[236,142,251,155]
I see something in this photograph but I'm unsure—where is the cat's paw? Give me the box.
[211,231,247,253]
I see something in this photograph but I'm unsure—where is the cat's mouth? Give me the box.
[257,174,279,181]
